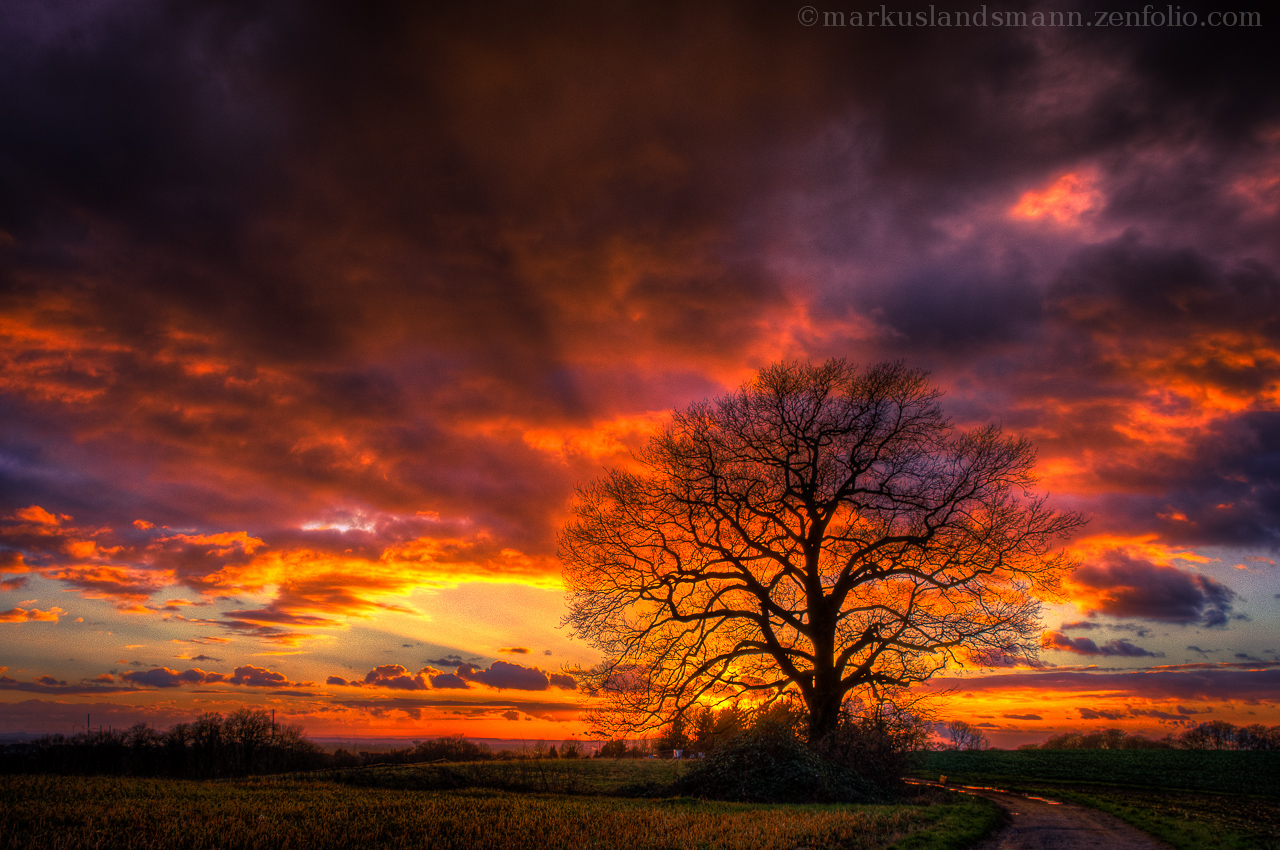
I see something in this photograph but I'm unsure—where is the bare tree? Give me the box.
[561,360,1082,744]
[943,720,988,751]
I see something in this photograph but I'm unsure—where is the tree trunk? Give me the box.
[808,687,844,746]
[807,595,843,745]
[807,628,844,745]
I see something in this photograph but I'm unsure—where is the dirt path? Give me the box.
[960,787,1173,850]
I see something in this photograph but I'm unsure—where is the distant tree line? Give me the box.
[0,709,325,777]
[332,735,494,767]
[1020,721,1280,751]
[1,720,608,777]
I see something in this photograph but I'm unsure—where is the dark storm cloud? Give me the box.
[455,660,576,692]
[120,667,224,689]
[334,696,578,719]
[4,1,816,385]
[1077,4,1279,144]
[4,0,1278,556]
[1078,707,1126,721]
[922,664,1280,703]
[1047,237,1280,345]
[979,236,1280,549]
[0,674,135,695]
[1068,551,1239,627]
[226,665,297,688]
[1040,631,1162,658]
[9,0,1269,399]
[117,664,301,689]
[0,1,282,245]
[429,672,470,690]
[425,655,466,668]
[338,660,575,692]
[456,661,553,691]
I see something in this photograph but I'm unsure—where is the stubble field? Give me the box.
[0,762,998,850]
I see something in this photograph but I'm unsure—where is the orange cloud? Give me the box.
[0,606,65,623]
[14,505,67,526]
[43,563,173,608]
[157,531,266,557]
[1068,535,1213,568]
[1011,171,1103,224]
[520,411,668,461]
[0,305,128,406]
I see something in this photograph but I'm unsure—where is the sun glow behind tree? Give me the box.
[562,361,1084,742]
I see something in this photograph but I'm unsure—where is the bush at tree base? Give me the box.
[665,724,889,804]
[814,700,933,789]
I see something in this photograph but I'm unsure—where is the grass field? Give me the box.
[0,767,1000,850]
[908,750,1280,850]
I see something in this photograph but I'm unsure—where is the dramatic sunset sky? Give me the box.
[1,2,1277,746]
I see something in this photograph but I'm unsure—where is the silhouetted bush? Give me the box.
[668,724,888,803]
[817,700,933,789]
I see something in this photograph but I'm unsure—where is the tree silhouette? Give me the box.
[561,360,1082,744]
[943,720,988,750]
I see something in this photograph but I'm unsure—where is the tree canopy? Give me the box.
[560,360,1083,743]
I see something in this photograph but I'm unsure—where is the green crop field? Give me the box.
[909,749,1280,796]
[0,768,999,850]
[908,750,1280,850]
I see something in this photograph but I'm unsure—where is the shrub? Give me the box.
[668,724,888,804]
[816,698,933,789]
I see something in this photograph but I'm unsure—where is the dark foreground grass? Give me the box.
[0,773,1000,850]
[909,750,1280,850]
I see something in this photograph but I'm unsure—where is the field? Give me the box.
[0,763,1000,850]
[911,749,1280,796]
[909,750,1280,850]
[318,755,690,795]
